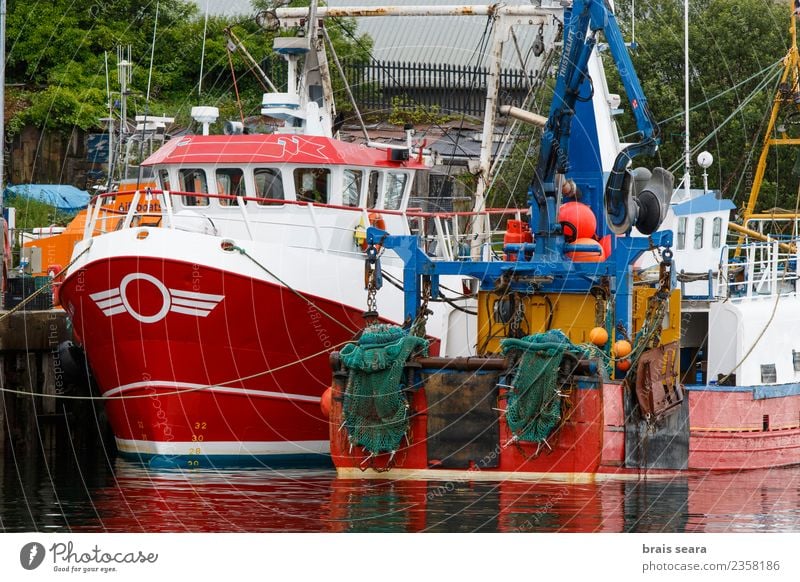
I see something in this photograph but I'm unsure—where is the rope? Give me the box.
[231,244,358,334]
[0,246,90,323]
[715,187,799,384]
[0,340,350,401]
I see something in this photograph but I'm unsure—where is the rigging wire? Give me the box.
[328,15,495,161]
[619,60,783,140]
[135,1,159,190]
[435,15,496,199]
[665,66,783,176]
[725,83,777,201]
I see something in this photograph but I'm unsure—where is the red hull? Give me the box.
[59,255,369,464]
[330,376,800,478]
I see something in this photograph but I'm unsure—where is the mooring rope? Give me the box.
[0,340,349,401]
[0,246,91,323]
[230,244,359,334]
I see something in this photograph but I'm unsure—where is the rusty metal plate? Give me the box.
[635,342,683,421]
[424,371,501,469]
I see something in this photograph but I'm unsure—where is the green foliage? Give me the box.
[20,86,107,132]
[386,96,453,126]
[4,197,72,230]
[608,0,790,211]
[5,0,371,134]
[487,125,540,208]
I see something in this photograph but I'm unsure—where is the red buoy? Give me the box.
[48,264,64,306]
[320,387,333,418]
[558,202,597,241]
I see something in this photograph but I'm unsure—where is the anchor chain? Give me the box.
[363,242,382,321]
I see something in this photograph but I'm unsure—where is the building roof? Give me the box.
[672,192,736,216]
[198,0,562,68]
[331,0,560,68]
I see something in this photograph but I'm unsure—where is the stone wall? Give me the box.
[8,126,99,189]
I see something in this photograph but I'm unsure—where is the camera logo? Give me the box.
[20,542,46,570]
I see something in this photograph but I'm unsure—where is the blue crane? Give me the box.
[365,0,675,334]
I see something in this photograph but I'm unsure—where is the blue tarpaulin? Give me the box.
[3,184,91,213]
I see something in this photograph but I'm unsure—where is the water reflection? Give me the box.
[2,446,800,532]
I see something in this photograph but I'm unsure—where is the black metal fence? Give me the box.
[343,60,540,118]
[264,54,541,119]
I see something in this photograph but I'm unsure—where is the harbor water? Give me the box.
[2,433,800,532]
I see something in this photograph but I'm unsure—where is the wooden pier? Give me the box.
[0,309,107,456]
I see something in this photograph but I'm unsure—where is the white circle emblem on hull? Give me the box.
[119,272,172,323]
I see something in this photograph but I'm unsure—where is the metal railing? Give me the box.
[720,240,800,299]
[83,189,529,262]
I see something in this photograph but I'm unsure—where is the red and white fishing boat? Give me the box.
[58,3,557,467]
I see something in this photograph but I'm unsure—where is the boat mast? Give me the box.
[683,0,691,199]
[272,4,558,256]
[741,0,800,228]
[470,14,506,259]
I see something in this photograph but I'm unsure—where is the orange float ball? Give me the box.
[612,340,632,358]
[320,387,333,418]
[566,237,606,262]
[589,326,608,347]
[558,201,597,240]
[616,359,632,372]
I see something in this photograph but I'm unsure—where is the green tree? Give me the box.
[5,0,371,135]
[609,0,790,211]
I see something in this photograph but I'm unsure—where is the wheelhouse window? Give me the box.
[178,168,209,206]
[712,217,722,249]
[343,169,363,207]
[677,217,687,250]
[366,172,380,209]
[294,168,331,204]
[384,172,408,210]
[694,217,704,249]
[216,168,244,206]
[254,168,284,205]
[158,169,171,191]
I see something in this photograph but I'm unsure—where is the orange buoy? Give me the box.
[612,340,632,358]
[558,201,597,241]
[359,212,387,251]
[589,326,608,347]
[616,359,632,372]
[566,237,605,262]
[320,387,333,418]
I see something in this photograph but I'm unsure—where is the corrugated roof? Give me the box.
[198,1,563,69]
[327,0,562,68]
